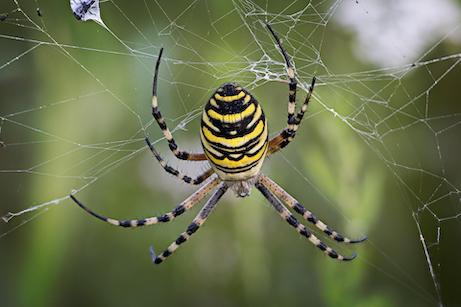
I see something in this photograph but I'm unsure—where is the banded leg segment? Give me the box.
[151,182,228,264]
[294,77,315,124]
[151,48,206,161]
[267,77,316,155]
[145,137,213,185]
[69,176,220,228]
[259,175,367,243]
[266,24,316,155]
[255,179,356,261]
[266,24,298,125]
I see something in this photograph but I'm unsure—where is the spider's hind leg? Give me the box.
[150,48,206,161]
[265,24,316,155]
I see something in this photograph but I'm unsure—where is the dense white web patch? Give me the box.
[0,0,460,305]
[70,0,104,25]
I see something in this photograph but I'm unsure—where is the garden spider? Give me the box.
[70,24,366,265]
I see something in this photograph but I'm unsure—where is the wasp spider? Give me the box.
[70,24,366,265]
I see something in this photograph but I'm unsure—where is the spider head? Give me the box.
[227,177,259,197]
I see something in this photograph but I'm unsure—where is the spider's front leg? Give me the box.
[259,174,367,244]
[70,176,220,228]
[151,182,228,264]
[256,178,357,261]
[265,24,316,155]
[149,47,207,161]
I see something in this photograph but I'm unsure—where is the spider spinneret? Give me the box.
[70,23,366,265]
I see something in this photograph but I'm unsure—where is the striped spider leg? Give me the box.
[151,182,228,264]
[265,23,317,155]
[256,177,357,261]
[148,47,207,161]
[70,176,220,228]
[259,175,367,244]
[145,137,213,185]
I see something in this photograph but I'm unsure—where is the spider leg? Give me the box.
[294,77,315,124]
[151,182,228,264]
[69,176,220,228]
[259,175,367,243]
[255,179,357,261]
[266,24,297,125]
[266,24,316,156]
[267,78,316,156]
[145,137,213,185]
[150,48,206,161]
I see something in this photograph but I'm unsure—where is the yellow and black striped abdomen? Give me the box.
[200,83,268,181]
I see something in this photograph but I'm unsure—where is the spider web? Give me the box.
[1,0,460,306]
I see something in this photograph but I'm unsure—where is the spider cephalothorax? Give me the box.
[70,24,366,265]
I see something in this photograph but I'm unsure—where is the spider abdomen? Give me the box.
[200,83,268,181]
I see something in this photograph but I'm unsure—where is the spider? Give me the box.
[70,24,366,265]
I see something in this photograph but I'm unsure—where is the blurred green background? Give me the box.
[1,1,460,306]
